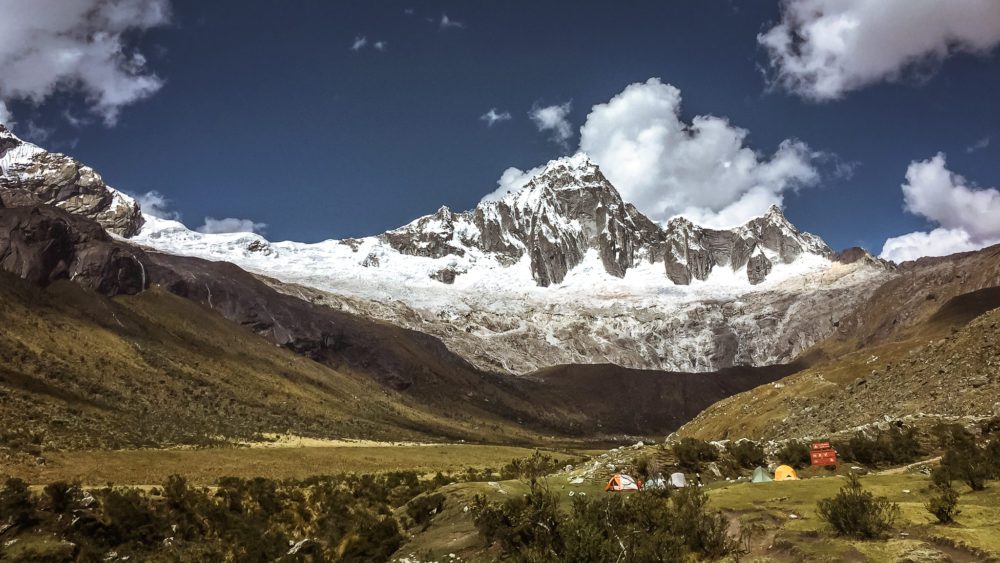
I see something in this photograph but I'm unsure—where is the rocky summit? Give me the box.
[380,153,834,287]
[0,125,143,237]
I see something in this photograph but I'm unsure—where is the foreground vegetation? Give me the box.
[0,471,454,562]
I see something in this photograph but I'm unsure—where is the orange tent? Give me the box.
[604,474,640,492]
[774,465,800,481]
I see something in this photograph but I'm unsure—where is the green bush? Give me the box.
[728,440,765,469]
[924,482,960,524]
[673,438,718,472]
[837,426,923,467]
[0,478,36,528]
[776,440,811,469]
[816,473,899,539]
[406,493,445,531]
[42,481,75,514]
[472,481,734,561]
[929,424,1000,491]
[500,450,561,490]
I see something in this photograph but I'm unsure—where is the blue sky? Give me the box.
[1,0,998,259]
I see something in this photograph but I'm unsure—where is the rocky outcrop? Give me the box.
[0,205,147,296]
[0,125,143,236]
[378,154,831,287]
[661,206,832,285]
[381,155,665,286]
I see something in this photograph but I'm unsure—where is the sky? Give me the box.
[1,0,999,261]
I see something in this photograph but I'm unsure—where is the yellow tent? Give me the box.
[774,465,800,481]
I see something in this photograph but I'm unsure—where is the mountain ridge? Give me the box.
[1,128,896,374]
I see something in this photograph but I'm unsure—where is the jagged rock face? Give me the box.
[0,125,143,237]
[661,208,833,285]
[378,154,830,287]
[0,205,147,296]
[381,155,665,286]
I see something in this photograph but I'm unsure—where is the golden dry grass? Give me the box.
[2,444,579,486]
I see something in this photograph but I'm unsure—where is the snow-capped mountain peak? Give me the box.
[0,124,143,236]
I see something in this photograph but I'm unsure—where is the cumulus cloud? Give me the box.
[350,35,368,51]
[529,102,573,146]
[880,154,1000,262]
[0,0,172,126]
[577,78,818,227]
[759,0,1000,100]
[196,217,267,235]
[439,13,464,30]
[132,190,180,220]
[480,108,512,127]
[481,164,544,203]
[0,101,11,125]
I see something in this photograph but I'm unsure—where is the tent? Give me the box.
[645,476,668,490]
[774,465,800,481]
[604,474,640,492]
[751,467,773,483]
[669,472,687,488]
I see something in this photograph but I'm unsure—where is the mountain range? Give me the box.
[2,122,998,448]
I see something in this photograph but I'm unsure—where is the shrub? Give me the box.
[471,488,563,559]
[472,479,735,561]
[42,481,75,514]
[776,441,811,469]
[924,482,960,524]
[406,493,445,531]
[634,454,660,481]
[500,450,561,490]
[673,438,718,472]
[838,426,923,467]
[728,440,765,469]
[934,427,1000,491]
[0,478,36,528]
[816,473,899,539]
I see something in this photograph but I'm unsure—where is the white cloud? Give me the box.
[350,35,368,51]
[0,101,11,124]
[966,136,990,153]
[481,164,545,203]
[759,0,1000,100]
[879,154,1000,262]
[132,190,180,220]
[577,78,818,228]
[480,108,512,127]
[196,217,267,235]
[439,13,464,30]
[0,0,171,126]
[529,102,573,146]
[879,228,986,263]
[373,40,388,51]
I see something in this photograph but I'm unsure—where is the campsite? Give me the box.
[394,436,1000,562]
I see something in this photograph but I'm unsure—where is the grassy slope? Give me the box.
[0,273,552,454]
[677,289,1000,442]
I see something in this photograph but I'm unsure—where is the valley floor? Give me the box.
[2,443,581,487]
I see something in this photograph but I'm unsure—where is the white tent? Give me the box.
[669,472,687,488]
[645,476,668,490]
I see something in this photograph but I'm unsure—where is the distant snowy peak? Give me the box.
[0,125,143,236]
[378,153,833,286]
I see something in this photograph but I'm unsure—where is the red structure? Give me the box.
[810,441,837,467]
